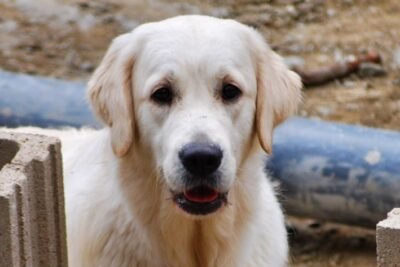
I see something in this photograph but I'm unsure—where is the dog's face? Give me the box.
[88,16,301,217]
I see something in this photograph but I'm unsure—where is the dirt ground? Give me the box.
[1,0,399,265]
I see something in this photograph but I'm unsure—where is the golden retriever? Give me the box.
[8,15,301,267]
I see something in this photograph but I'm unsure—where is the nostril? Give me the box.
[179,143,222,176]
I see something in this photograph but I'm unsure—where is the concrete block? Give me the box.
[0,131,68,267]
[377,208,400,267]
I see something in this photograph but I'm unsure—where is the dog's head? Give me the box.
[88,15,301,217]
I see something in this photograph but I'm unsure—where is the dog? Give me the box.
[7,15,301,267]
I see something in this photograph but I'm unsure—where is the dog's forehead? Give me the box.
[145,16,248,45]
[135,16,255,76]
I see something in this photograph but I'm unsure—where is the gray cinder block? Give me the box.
[377,208,400,267]
[0,132,68,267]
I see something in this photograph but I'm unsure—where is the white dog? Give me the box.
[10,15,302,267]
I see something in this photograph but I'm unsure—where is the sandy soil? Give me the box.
[2,0,399,265]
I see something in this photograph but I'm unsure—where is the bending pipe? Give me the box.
[0,71,98,128]
[267,117,400,228]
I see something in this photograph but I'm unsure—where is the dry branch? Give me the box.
[293,51,382,87]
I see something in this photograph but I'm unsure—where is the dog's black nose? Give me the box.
[179,143,223,176]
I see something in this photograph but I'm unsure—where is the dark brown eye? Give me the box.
[222,84,242,102]
[151,87,173,105]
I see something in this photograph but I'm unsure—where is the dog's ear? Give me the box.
[88,33,137,157]
[250,30,302,154]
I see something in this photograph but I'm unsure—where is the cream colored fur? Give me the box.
[4,15,301,267]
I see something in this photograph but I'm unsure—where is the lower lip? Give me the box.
[173,190,227,216]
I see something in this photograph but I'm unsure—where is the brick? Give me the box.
[377,208,400,267]
[0,132,68,267]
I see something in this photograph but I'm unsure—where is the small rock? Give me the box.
[316,54,330,64]
[76,0,90,9]
[65,50,79,66]
[286,5,298,17]
[316,106,334,117]
[286,43,304,53]
[276,0,299,4]
[320,45,333,54]
[305,43,316,52]
[327,8,336,17]
[297,2,315,14]
[92,2,113,14]
[80,62,95,72]
[209,7,230,18]
[392,47,400,68]
[114,16,139,31]
[0,20,18,32]
[307,220,322,229]
[368,6,379,14]
[284,56,305,69]
[348,236,367,248]
[342,80,356,88]
[77,14,98,31]
[328,253,342,266]
[345,103,360,111]
[357,62,386,77]
[392,79,400,87]
[102,15,116,24]
[299,110,308,116]
[333,49,345,62]
[363,82,374,90]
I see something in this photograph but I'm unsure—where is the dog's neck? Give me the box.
[115,146,260,267]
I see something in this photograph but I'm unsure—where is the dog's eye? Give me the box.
[151,87,173,105]
[221,84,242,102]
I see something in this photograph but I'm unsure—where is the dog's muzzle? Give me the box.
[172,143,227,215]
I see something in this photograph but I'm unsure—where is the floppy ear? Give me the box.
[87,33,137,157]
[251,31,302,154]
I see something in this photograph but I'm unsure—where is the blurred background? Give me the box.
[1,0,399,266]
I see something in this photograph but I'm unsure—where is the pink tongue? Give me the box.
[184,186,219,203]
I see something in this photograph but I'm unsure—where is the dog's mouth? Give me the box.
[172,185,228,216]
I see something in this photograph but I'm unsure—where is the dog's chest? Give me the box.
[88,219,238,267]
[155,220,242,267]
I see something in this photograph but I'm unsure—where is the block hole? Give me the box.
[0,139,19,170]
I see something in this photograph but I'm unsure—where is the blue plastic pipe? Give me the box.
[1,71,400,228]
[0,71,98,128]
[267,118,400,228]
